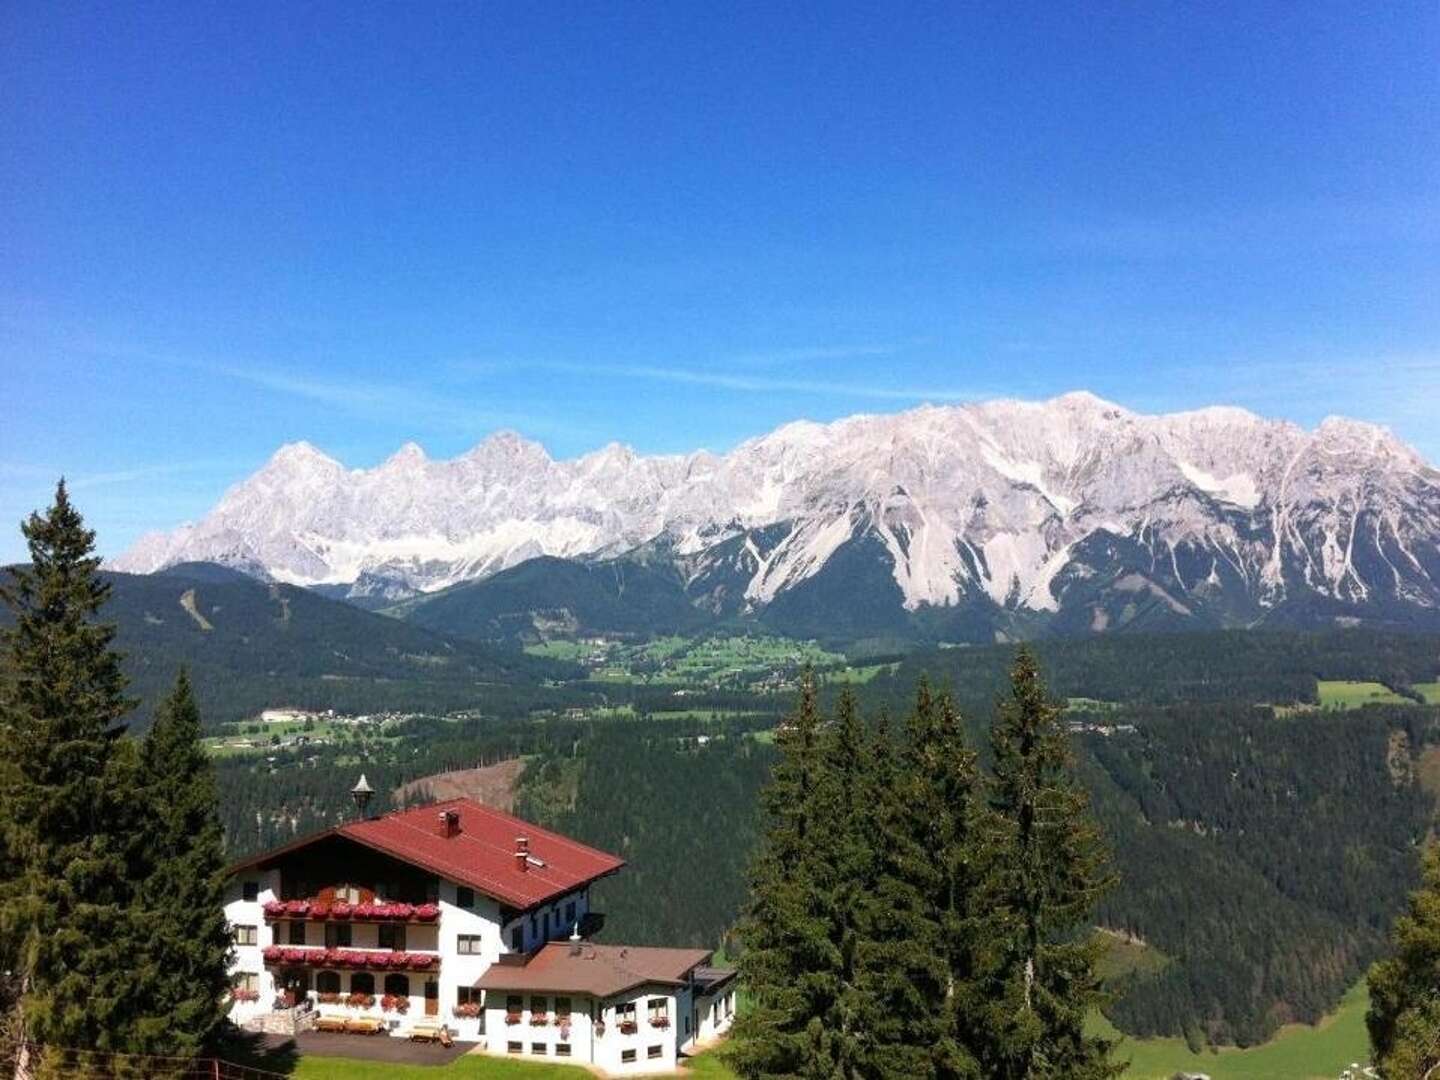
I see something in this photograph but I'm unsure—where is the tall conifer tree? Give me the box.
[0,482,138,1061]
[972,647,1119,1080]
[808,690,877,1078]
[1367,846,1440,1078]
[732,670,832,1078]
[130,670,233,1055]
[852,679,977,1079]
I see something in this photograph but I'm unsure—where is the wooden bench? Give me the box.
[314,1014,348,1034]
[408,1021,452,1046]
[345,1016,386,1035]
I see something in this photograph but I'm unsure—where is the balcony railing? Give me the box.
[260,945,438,971]
[262,900,440,923]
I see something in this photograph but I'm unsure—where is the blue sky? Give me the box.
[3,2,1437,561]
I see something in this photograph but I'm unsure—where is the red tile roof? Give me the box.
[473,942,713,998]
[230,797,624,910]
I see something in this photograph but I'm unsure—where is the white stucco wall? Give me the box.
[485,984,686,1073]
[224,868,593,1043]
[223,869,280,1024]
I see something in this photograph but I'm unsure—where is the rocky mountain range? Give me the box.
[113,392,1440,643]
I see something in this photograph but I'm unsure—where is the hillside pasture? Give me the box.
[1316,680,1411,709]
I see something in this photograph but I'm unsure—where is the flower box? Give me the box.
[261,901,286,919]
[453,1002,482,1019]
[414,903,440,921]
[346,992,375,1009]
[618,1020,638,1035]
[229,988,260,1003]
[317,992,341,1005]
[381,994,409,1014]
[504,1012,522,1026]
[531,1013,549,1026]
[406,954,436,971]
[649,1016,671,1029]
[284,900,310,917]
[330,902,353,919]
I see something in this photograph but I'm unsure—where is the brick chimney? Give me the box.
[437,808,461,838]
[514,836,529,872]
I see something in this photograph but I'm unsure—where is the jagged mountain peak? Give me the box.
[111,393,1440,638]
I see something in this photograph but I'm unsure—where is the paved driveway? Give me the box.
[262,1030,471,1066]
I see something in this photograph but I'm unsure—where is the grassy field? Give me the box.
[286,982,1368,1080]
[1316,680,1411,709]
[1413,682,1440,705]
[1095,980,1370,1080]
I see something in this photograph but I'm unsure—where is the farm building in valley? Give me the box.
[223,789,735,1072]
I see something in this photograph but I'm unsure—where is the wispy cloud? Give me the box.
[0,459,240,491]
[24,331,553,438]
[523,360,980,402]
[727,342,915,368]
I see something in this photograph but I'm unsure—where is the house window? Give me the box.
[233,924,257,946]
[456,886,475,909]
[556,1044,571,1057]
[509,926,523,952]
[243,881,260,902]
[378,923,406,951]
[531,1043,547,1055]
[383,973,410,998]
[616,1001,637,1033]
[316,971,341,995]
[350,972,375,996]
[555,996,572,1019]
[648,1045,663,1059]
[287,921,306,946]
[325,923,351,949]
[233,972,258,992]
[507,1041,522,1054]
[622,1050,637,1063]
[456,987,480,1007]
[457,934,483,955]
[506,995,523,1019]
[648,998,669,1026]
[530,995,548,1022]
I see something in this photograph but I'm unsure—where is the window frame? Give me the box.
[456,886,475,909]
[457,934,483,956]
[233,924,258,946]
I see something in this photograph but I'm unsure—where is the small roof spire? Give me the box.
[351,773,374,817]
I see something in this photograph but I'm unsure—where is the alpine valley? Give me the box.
[114,392,1440,645]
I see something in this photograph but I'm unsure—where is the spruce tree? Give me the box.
[1367,846,1440,1078]
[972,647,1119,1080]
[130,670,233,1056]
[808,690,877,1079]
[731,670,833,1078]
[0,481,138,1058]
[853,679,978,1079]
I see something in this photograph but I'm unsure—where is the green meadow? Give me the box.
[1095,980,1371,1080]
[1316,680,1411,709]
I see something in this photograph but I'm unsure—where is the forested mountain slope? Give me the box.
[0,564,576,727]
